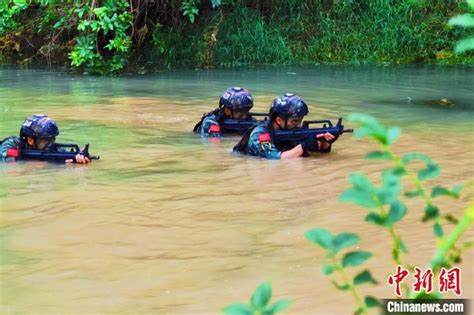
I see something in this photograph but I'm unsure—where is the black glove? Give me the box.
[301,136,319,153]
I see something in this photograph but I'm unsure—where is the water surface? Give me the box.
[0,66,473,314]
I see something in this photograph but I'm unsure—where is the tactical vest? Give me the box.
[233,120,272,154]
[193,109,225,133]
[233,121,308,156]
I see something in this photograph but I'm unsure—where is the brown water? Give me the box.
[0,67,473,314]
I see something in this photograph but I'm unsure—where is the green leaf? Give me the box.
[445,213,459,224]
[340,189,378,208]
[365,151,393,160]
[431,185,463,199]
[340,173,381,208]
[332,233,360,254]
[405,189,423,198]
[391,166,407,176]
[392,246,400,262]
[365,296,381,307]
[378,170,401,204]
[347,113,388,144]
[468,0,474,10]
[353,270,378,285]
[418,163,440,181]
[251,282,272,309]
[387,201,407,225]
[305,228,333,250]
[431,186,451,198]
[423,204,439,221]
[365,212,388,227]
[401,153,440,181]
[402,153,431,164]
[332,281,350,291]
[349,173,376,192]
[397,238,408,253]
[223,303,253,315]
[342,251,372,267]
[322,264,334,275]
[387,127,401,145]
[434,223,444,238]
[266,300,291,313]
[448,14,474,27]
[451,184,464,196]
[413,291,442,300]
[14,0,28,5]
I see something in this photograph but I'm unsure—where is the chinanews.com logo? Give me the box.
[383,265,469,314]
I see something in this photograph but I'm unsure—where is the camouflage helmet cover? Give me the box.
[269,93,309,120]
[219,87,254,112]
[20,114,60,138]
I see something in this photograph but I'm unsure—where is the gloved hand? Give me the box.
[317,132,338,144]
[301,135,319,152]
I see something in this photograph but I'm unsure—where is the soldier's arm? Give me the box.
[317,133,336,153]
[0,137,21,162]
[280,144,304,159]
[200,116,221,137]
[247,129,282,160]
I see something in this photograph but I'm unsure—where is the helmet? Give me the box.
[219,87,254,112]
[20,114,59,139]
[269,93,308,120]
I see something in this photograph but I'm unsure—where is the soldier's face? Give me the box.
[286,116,303,129]
[231,111,249,120]
[35,137,56,150]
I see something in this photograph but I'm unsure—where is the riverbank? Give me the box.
[1,1,473,74]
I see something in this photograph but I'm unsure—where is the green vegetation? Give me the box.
[223,282,290,315]
[224,115,473,314]
[305,228,379,314]
[448,0,474,53]
[0,0,472,74]
[306,114,473,313]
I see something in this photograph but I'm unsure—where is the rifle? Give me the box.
[21,143,100,163]
[221,112,268,133]
[273,117,353,144]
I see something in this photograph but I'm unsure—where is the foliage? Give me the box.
[67,0,132,74]
[0,0,28,36]
[448,0,474,53]
[0,1,472,73]
[182,0,199,24]
[223,282,291,315]
[305,228,379,314]
[304,114,473,313]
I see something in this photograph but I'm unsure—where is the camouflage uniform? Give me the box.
[194,87,254,137]
[1,114,66,163]
[196,110,223,137]
[234,121,287,160]
[0,136,23,162]
[234,93,334,159]
[246,123,282,159]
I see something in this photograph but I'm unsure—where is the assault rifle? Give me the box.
[273,117,353,143]
[220,112,268,133]
[21,143,100,163]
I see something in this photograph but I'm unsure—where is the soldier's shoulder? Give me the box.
[202,113,219,124]
[0,136,22,161]
[250,124,270,137]
[0,136,21,149]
